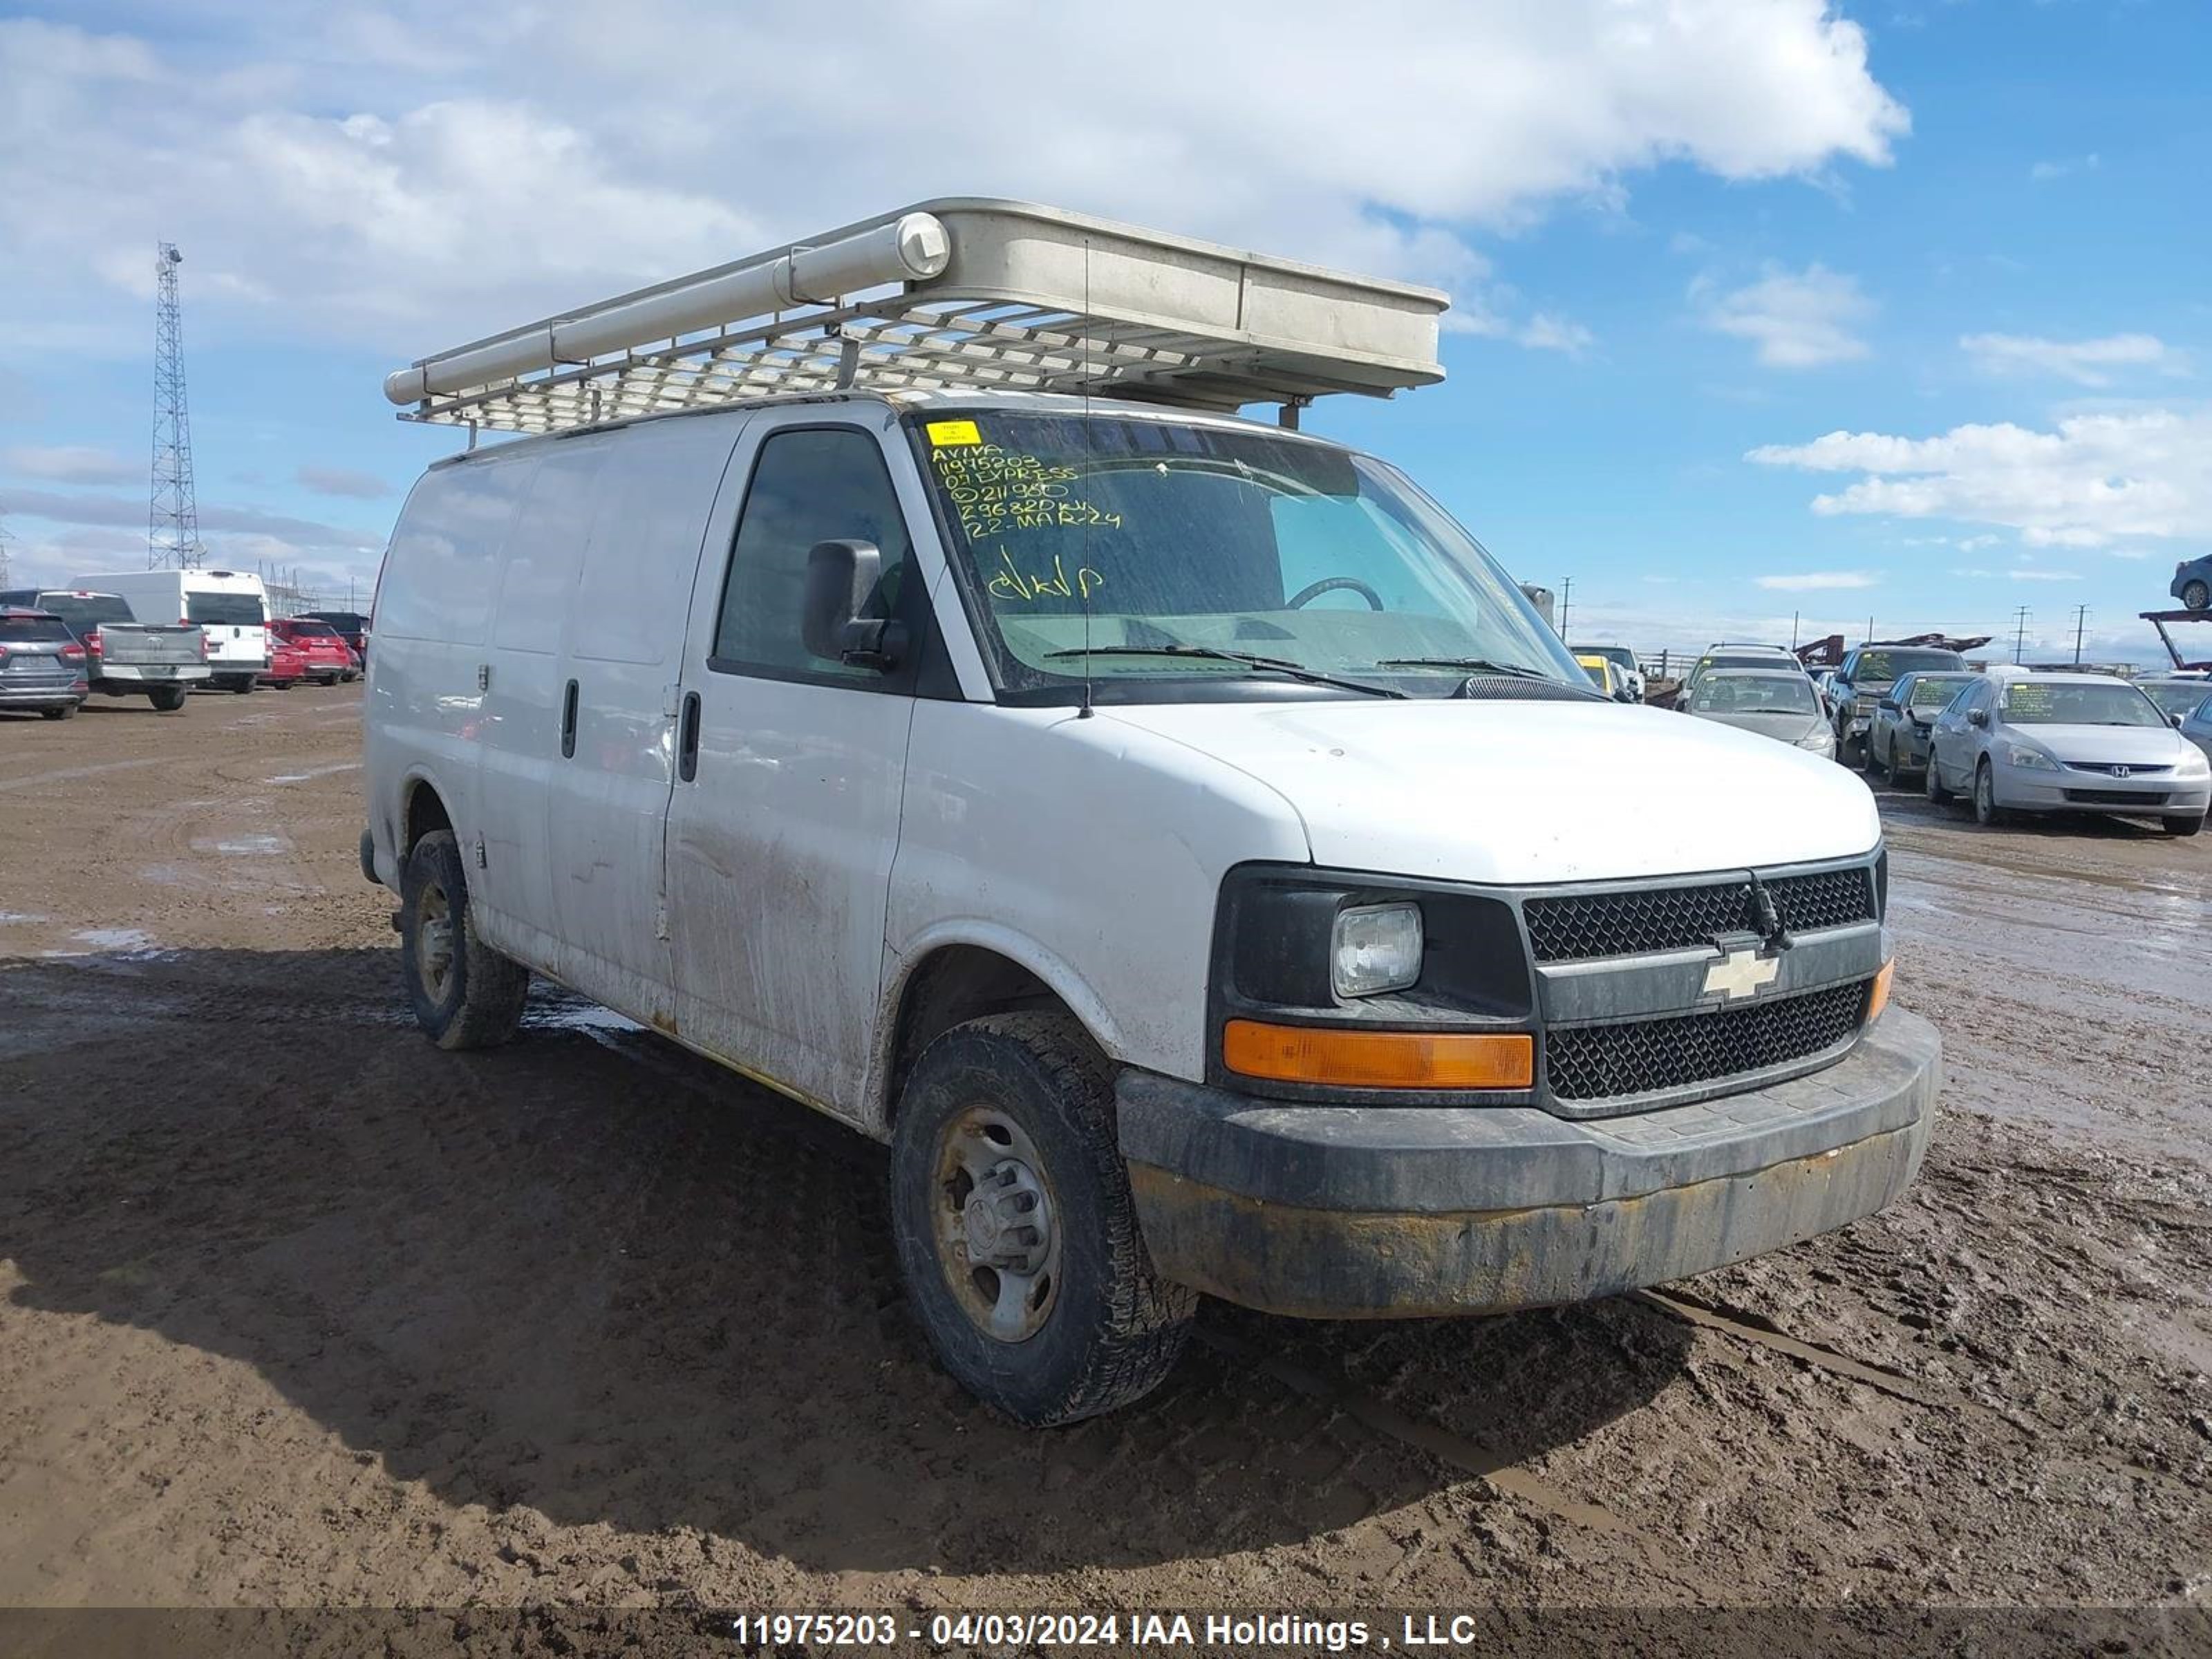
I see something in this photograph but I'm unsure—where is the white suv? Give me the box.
[362,390,1940,1425]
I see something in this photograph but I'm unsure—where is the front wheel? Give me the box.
[399,830,529,1049]
[2164,813,2206,837]
[1974,761,2007,826]
[889,1011,1195,1426]
[2184,579,2211,611]
[1925,753,1953,804]
[1862,731,1886,780]
[40,704,77,721]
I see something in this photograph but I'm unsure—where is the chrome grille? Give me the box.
[1523,867,1876,963]
[1546,980,1870,1103]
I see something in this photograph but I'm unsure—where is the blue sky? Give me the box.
[2,1,2206,662]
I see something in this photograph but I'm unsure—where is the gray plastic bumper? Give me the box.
[1117,1008,1941,1318]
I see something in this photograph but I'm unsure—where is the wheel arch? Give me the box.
[874,930,1125,1133]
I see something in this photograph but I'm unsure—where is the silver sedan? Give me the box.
[1680,668,1836,758]
[1926,671,2211,836]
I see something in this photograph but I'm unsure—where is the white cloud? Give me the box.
[2029,153,2099,182]
[296,465,395,500]
[2007,568,2080,581]
[1754,569,1879,591]
[1746,407,2212,548]
[1698,264,1874,368]
[1960,332,2183,388]
[2,444,139,485]
[0,4,1909,357]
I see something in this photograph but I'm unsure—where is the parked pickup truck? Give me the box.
[0,589,209,710]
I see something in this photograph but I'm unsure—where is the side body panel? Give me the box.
[880,702,1312,1103]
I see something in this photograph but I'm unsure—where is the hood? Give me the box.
[1691,709,1828,745]
[1103,697,1880,885]
[2011,724,2199,766]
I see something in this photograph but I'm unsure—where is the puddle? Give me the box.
[266,762,362,785]
[525,1000,644,1035]
[73,928,156,950]
[192,834,292,856]
[0,911,48,926]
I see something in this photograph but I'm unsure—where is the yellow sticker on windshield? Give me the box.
[926,419,982,447]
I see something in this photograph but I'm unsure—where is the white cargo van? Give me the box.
[364,202,1940,1424]
[75,568,270,692]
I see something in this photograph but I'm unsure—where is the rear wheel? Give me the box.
[227,676,254,694]
[2184,579,2211,611]
[2164,813,2205,837]
[890,1011,1194,1425]
[1862,731,1887,780]
[1973,760,2007,826]
[39,704,76,721]
[148,686,187,712]
[399,830,529,1049]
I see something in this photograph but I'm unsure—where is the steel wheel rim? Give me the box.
[417,881,456,999]
[930,1104,1062,1344]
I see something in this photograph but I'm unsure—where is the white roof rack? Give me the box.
[382,199,1447,436]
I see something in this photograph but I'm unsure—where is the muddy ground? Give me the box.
[1,688,2208,1634]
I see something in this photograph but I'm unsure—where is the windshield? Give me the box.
[1693,674,1816,715]
[1905,674,1974,710]
[912,411,1582,699]
[0,615,74,644]
[187,592,266,627]
[1575,645,1635,671]
[2000,681,2164,727]
[37,594,133,630]
[1857,648,1965,682]
[1578,660,1611,691]
[2141,681,2210,718]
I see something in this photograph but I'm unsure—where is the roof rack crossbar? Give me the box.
[385,199,1447,436]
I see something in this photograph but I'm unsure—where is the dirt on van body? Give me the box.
[1,688,2209,1636]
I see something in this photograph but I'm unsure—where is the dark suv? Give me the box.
[0,607,91,719]
[301,610,369,663]
[1830,644,1970,763]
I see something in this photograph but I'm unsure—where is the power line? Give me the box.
[149,241,203,570]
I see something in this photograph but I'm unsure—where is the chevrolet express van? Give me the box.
[363,388,1941,1423]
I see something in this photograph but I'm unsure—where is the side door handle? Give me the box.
[560,679,579,758]
[677,691,702,782]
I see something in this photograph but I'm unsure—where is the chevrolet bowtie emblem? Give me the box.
[1703,947,1781,1001]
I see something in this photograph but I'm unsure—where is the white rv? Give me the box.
[73,568,270,692]
[362,201,1940,1425]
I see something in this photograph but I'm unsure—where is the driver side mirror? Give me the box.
[2171,713,2186,729]
[1968,708,1989,728]
[800,539,903,671]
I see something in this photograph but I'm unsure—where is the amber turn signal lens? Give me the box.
[1221,1020,1533,1090]
[1866,958,1895,1024]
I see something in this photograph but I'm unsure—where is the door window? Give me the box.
[713,427,912,682]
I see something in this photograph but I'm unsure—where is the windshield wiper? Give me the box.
[1371,656,1560,682]
[1041,644,1407,699]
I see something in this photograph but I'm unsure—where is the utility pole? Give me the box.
[149,242,203,570]
[1791,611,1800,650]
[1556,576,1573,641]
[0,506,15,590]
[1866,614,1875,647]
[2012,606,2031,664]
[2072,604,2089,666]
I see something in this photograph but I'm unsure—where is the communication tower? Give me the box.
[149,242,203,570]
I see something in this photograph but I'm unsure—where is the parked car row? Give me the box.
[0,572,362,720]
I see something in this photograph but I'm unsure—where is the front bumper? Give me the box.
[1118,1008,1940,1319]
[1992,760,2210,816]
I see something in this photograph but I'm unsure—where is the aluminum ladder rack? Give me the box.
[382,199,1448,438]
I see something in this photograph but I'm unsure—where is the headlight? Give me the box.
[1796,729,1834,751]
[2178,746,2211,776]
[2005,744,2055,770]
[1331,903,1423,998]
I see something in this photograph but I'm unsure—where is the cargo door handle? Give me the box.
[677,691,702,782]
[560,679,579,758]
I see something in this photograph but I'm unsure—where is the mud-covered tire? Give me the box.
[889,1011,1196,1426]
[148,686,187,712]
[2164,813,2205,837]
[399,830,529,1050]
